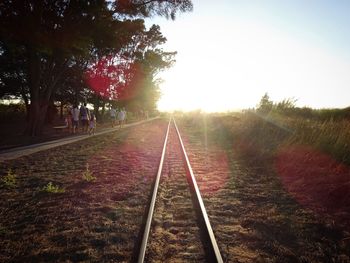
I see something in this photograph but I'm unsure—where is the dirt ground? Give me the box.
[1,117,350,262]
[0,120,69,151]
[179,118,350,262]
[0,117,135,151]
[0,119,167,262]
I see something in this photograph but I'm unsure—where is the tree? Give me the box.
[123,49,175,112]
[0,1,117,135]
[113,0,193,20]
[257,92,273,114]
[0,0,192,135]
[84,23,175,114]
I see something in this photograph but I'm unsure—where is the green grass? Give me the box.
[41,182,65,193]
[82,164,96,182]
[1,169,17,188]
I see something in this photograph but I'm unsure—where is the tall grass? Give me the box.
[203,110,350,166]
[286,118,350,164]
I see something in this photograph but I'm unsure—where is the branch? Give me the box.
[135,0,171,7]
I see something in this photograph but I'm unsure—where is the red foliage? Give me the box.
[85,55,138,101]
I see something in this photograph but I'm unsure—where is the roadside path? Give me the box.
[0,117,158,162]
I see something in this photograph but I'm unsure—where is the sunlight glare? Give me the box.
[156,17,350,112]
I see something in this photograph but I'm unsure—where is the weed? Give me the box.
[2,169,17,188]
[82,163,96,182]
[0,225,8,235]
[42,182,65,193]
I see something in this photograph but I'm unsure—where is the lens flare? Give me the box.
[275,145,350,229]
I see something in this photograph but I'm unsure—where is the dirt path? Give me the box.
[0,119,167,262]
[0,117,158,162]
[179,119,350,262]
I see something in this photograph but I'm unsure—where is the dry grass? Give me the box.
[0,120,167,262]
[178,113,350,262]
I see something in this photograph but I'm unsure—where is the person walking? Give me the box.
[110,107,117,127]
[71,104,80,134]
[80,103,90,133]
[65,105,73,133]
[88,111,97,135]
[117,107,126,128]
[123,108,127,124]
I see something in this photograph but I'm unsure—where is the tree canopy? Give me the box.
[0,0,192,135]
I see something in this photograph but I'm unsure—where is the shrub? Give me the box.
[0,103,26,122]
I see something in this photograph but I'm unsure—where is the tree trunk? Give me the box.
[20,87,30,120]
[29,103,50,134]
[25,45,42,136]
[93,100,100,119]
[45,99,56,124]
[60,101,64,119]
[24,46,66,135]
[26,102,39,136]
[101,101,106,121]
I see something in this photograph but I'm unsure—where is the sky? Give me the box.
[146,0,350,112]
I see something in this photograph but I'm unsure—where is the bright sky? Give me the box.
[147,0,350,112]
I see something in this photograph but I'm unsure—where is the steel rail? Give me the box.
[173,118,223,263]
[137,118,171,263]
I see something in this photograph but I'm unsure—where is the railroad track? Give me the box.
[136,118,223,263]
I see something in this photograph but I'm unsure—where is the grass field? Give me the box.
[180,110,350,234]
[176,114,350,262]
